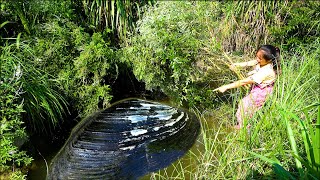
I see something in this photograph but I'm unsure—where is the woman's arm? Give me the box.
[217,77,255,93]
[233,60,257,67]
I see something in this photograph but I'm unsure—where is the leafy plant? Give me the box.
[123,1,227,108]
[270,1,320,50]
[248,105,320,179]
[28,19,115,118]
[0,44,32,173]
[66,33,115,116]
[0,0,76,39]
[283,105,320,178]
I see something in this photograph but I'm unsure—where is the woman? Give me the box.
[217,45,280,129]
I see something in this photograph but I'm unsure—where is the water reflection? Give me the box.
[47,98,200,179]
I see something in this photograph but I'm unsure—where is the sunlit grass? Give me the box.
[247,42,320,178]
[1,43,69,134]
[148,41,319,179]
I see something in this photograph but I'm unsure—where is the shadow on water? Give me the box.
[26,118,78,179]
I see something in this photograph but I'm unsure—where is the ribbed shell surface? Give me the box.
[47,99,200,180]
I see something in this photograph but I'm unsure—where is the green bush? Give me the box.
[270,1,320,51]
[61,32,115,116]
[123,1,228,108]
[0,44,32,173]
[29,19,117,117]
[1,43,69,134]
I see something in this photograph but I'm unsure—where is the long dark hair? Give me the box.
[258,45,281,73]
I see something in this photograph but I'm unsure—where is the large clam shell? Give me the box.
[47,98,200,179]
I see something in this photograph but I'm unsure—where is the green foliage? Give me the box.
[81,0,155,40]
[1,43,69,133]
[0,44,32,173]
[9,170,27,180]
[123,1,226,108]
[23,0,75,21]
[280,105,320,179]
[28,19,117,117]
[32,20,89,75]
[0,0,76,39]
[64,32,115,116]
[1,1,123,176]
[270,1,320,50]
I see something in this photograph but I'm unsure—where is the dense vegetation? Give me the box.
[0,0,319,179]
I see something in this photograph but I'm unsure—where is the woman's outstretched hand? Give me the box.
[217,85,228,93]
[213,85,228,93]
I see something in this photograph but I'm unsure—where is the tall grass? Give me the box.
[237,42,319,178]
[248,42,320,179]
[148,41,319,179]
[82,0,155,39]
[215,1,288,54]
[1,43,69,134]
[147,103,256,179]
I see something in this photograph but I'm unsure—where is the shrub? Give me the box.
[270,1,320,51]
[62,32,115,116]
[123,1,229,108]
[30,19,117,117]
[0,44,32,173]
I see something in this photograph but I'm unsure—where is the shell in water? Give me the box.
[47,98,200,179]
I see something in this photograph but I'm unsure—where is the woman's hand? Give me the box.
[217,85,229,93]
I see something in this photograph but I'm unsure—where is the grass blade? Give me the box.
[247,151,294,180]
[280,109,303,176]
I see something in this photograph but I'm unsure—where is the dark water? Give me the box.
[30,98,200,179]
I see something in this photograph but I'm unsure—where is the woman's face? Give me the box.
[256,50,271,66]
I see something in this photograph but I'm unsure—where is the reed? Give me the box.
[81,0,155,39]
[214,1,288,54]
